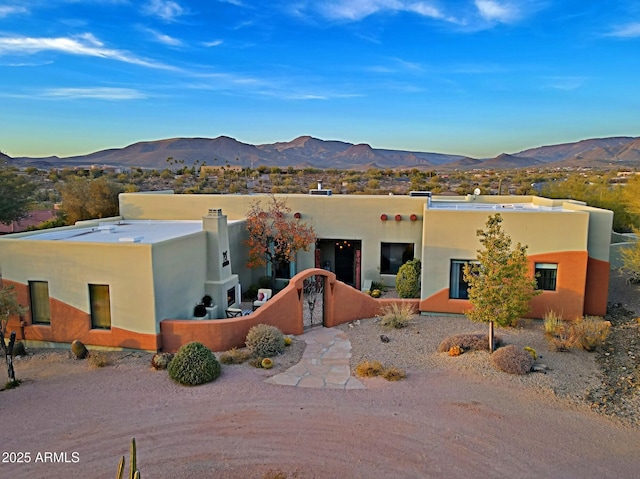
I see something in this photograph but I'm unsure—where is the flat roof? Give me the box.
[22,220,205,244]
[429,201,569,212]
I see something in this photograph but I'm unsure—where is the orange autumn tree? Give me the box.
[244,195,316,289]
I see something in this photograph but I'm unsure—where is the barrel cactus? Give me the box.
[71,339,88,359]
[168,342,221,386]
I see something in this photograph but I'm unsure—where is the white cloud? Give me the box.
[0,5,28,17]
[142,0,188,22]
[606,22,640,38]
[143,28,183,46]
[474,0,519,23]
[315,0,454,22]
[0,33,178,70]
[542,76,586,91]
[202,39,224,47]
[43,87,148,100]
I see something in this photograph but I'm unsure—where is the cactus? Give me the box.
[116,438,140,479]
[70,339,88,359]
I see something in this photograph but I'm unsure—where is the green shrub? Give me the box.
[491,345,534,375]
[245,324,285,358]
[572,316,611,352]
[437,333,502,353]
[379,303,414,329]
[151,352,174,370]
[395,259,421,298]
[168,342,221,386]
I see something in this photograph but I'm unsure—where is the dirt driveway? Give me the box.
[1,349,639,479]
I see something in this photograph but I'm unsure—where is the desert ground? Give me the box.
[1,272,638,479]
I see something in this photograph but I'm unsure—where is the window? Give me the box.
[535,263,558,291]
[380,243,414,275]
[450,260,476,299]
[29,281,51,324]
[89,284,111,329]
[275,257,294,279]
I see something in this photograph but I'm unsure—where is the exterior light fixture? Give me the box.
[395,214,402,221]
[294,212,301,219]
[410,214,418,221]
[380,214,388,221]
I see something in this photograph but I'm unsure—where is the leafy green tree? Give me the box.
[245,195,316,289]
[0,285,28,383]
[463,213,540,352]
[59,177,123,224]
[0,163,36,225]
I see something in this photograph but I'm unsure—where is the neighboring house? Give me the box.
[0,210,56,234]
[0,191,612,351]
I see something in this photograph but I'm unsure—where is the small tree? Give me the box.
[0,285,28,382]
[463,213,540,352]
[396,259,421,298]
[244,195,316,289]
[0,162,37,225]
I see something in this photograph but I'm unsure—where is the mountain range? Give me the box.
[7,135,640,171]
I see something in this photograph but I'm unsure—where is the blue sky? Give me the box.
[1,1,639,159]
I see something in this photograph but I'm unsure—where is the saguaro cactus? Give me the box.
[116,438,141,479]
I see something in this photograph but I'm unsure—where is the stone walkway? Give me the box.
[265,327,365,389]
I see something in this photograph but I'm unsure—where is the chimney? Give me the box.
[317,180,323,190]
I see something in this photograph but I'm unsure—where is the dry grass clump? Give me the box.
[355,360,406,381]
[437,333,502,353]
[355,360,384,377]
[491,345,535,375]
[379,303,415,329]
[151,352,174,370]
[88,351,111,368]
[218,348,252,365]
[544,310,610,352]
[380,366,407,381]
[572,316,611,352]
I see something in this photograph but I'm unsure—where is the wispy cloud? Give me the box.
[43,87,148,100]
[606,22,640,38]
[308,0,458,23]
[541,76,587,91]
[0,33,179,70]
[202,39,224,47]
[142,27,183,46]
[0,5,28,17]
[142,0,188,22]
[474,0,519,23]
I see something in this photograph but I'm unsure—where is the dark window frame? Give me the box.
[29,280,51,325]
[535,263,558,291]
[380,243,414,275]
[89,284,112,329]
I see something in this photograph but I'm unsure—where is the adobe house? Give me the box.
[0,190,612,352]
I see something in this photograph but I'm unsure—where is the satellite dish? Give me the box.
[473,188,481,196]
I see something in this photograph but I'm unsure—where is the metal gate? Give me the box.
[302,274,324,329]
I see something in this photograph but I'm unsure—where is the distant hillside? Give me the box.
[8,135,640,170]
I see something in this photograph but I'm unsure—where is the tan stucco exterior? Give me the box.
[0,191,613,351]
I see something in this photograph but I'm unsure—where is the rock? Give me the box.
[380,335,390,343]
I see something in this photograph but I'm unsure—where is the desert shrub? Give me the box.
[245,324,285,358]
[395,259,421,298]
[151,352,174,370]
[355,360,384,377]
[3,379,21,390]
[218,348,252,365]
[491,345,535,375]
[168,342,221,386]
[284,336,292,346]
[379,302,414,329]
[572,316,611,352]
[437,334,502,353]
[381,366,406,381]
[88,351,111,368]
[249,357,264,368]
[543,310,575,351]
[371,281,387,292]
[70,339,88,359]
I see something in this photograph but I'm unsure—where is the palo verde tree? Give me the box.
[0,161,37,225]
[463,213,540,352]
[244,195,316,289]
[0,283,28,384]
